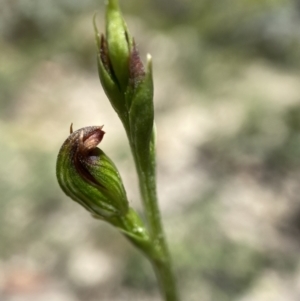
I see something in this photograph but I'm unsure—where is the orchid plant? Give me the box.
[56,1,179,300]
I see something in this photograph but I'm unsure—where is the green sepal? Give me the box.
[96,53,127,119]
[93,17,126,119]
[82,148,129,215]
[128,56,154,167]
[106,0,133,91]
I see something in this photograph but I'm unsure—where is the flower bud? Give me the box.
[56,126,129,219]
[94,22,126,117]
[94,0,132,102]
[94,0,154,166]
[56,126,154,255]
[105,0,132,91]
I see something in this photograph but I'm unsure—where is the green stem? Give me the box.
[133,141,179,301]
[138,166,179,301]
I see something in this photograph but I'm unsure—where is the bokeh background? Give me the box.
[1,0,300,300]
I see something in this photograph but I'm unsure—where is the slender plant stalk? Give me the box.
[128,130,179,301]
[136,158,179,301]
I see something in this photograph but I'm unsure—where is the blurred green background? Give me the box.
[1,0,300,300]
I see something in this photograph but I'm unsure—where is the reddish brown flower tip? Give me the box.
[129,39,145,89]
[100,34,112,75]
[63,126,105,159]
[78,126,105,155]
[61,126,106,186]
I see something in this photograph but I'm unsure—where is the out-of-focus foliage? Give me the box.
[1,0,300,300]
